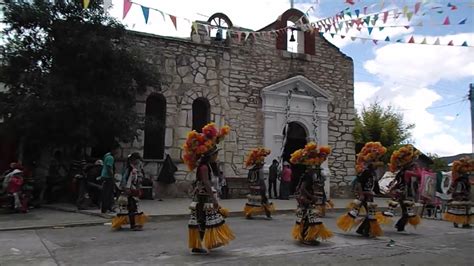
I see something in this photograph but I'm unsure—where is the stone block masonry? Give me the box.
[120,19,355,198]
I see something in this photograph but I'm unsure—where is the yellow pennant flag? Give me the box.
[83,0,90,9]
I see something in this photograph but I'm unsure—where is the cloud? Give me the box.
[364,33,474,86]
[354,81,380,106]
[417,133,471,156]
[360,32,474,156]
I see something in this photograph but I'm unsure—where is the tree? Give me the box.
[426,153,448,172]
[353,102,414,161]
[0,0,157,159]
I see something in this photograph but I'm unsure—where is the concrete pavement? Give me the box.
[0,213,471,265]
[1,197,392,231]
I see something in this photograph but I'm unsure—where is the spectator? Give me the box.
[280,162,292,200]
[99,144,120,214]
[268,159,279,199]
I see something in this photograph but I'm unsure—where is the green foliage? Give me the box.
[0,0,157,151]
[426,153,448,172]
[354,102,414,161]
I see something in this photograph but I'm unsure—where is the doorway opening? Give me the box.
[282,122,308,194]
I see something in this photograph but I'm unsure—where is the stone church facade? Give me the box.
[119,9,356,198]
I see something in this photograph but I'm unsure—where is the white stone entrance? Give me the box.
[262,75,332,193]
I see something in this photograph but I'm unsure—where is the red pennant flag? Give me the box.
[443,16,450,25]
[123,0,132,19]
[448,40,454,46]
[346,0,355,5]
[414,2,421,14]
[383,11,389,23]
[169,15,177,30]
[408,36,415,43]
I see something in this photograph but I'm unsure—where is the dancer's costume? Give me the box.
[337,142,387,237]
[290,142,333,244]
[183,123,235,253]
[243,148,275,218]
[444,157,473,228]
[384,144,422,232]
[112,165,149,230]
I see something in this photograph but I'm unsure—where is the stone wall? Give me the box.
[122,22,355,198]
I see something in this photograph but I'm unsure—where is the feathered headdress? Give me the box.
[245,147,271,167]
[290,142,331,166]
[451,157,474,180]
[182,123,230,170]
[389,144,420,172]
[356,142,387,173]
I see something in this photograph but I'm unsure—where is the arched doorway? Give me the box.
[282,122,307,194]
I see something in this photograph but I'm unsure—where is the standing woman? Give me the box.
[290,142,333,245]
[386,144,422,232]
[243,148,275,219]
[112,152,148,230]
[183,123,234,254]
[279,162,292,200]
[337,142,387,237]
[444,157,473,228]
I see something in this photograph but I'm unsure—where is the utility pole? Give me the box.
[470,83,474,153]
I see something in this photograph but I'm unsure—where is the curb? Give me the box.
[0,221,107,232]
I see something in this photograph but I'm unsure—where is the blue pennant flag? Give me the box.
[141,6,150,24]
[458,18,467,25]
[355,9,360,17]
[368,27,373,35]
[385,36,390,42]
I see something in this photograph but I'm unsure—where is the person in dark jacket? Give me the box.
[268,160,279,199]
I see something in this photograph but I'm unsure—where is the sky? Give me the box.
[3,0,473,157]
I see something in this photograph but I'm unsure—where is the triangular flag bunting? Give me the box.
[364,16,371,25]
[421,37,427,44]
[169,15,177,30]
[363,6,368,15]
[404,26,410,30]
[141,6,150,24]
[461,41,468,46]
[396,39,402,43]
[379,27,385,31]
[403,5,409,16]
[414,2,421,14]
[368,27,373,35]
[341,35,346,39]
[355,9,360,17]
[330,33,335,38]
[123,0,132,19]
[443,16,450,25]
[372,14,378,26]
[406,12,413,21]
[408,36,415,43]
[373,40,378,45]
[83,0,90,9]
[158,10,166,21]
[434,38,440,45]
[385,36,390,42]
[351,37,356,41]
[458,18,467,25]
[448,40,454,46]
[383,11,389,23]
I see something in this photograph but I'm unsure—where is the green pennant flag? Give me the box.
[396,39,402,43]
[385,36,390,42]
[461,41,468,46]
[364,16,371,25]
[372,14,379,26]
[407,12,413,21]
[330,33,335,38]
[379,27,385,31]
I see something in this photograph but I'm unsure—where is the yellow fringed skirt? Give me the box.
[292,222,333,241]
[111,213,149,230]
[244,202,275,217]
[188,223,235,250]
[375,211,393,225]
[336,212,358,232]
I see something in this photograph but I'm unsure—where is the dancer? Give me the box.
[243,147,275,219]
[111,152,148,230]
[386,144,422,232]
[337,142,387,237]
[444,157,473,228]
[290,142,333,245]
[183,123,235,254]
